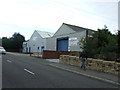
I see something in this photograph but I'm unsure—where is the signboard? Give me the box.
[69,37,78,46]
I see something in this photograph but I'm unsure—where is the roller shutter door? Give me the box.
[57,37,68,51]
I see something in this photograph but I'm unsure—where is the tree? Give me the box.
[12,33,25,50]
[2,37,12,49]
[2,32,25,52]
[84,26,118,60]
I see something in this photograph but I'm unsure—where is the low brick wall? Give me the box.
[60,55,120,75]
[42,50,71,59]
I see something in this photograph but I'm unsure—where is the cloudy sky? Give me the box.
[0,0,119,40]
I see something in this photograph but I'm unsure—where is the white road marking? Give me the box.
[7,60,12,63]
[24,68,35,75]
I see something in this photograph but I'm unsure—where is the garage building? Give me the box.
[46,23,95,52]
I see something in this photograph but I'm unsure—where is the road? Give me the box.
[2,52,117,88]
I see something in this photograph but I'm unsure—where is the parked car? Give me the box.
[0,47,6,55]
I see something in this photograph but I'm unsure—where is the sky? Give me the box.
[0,0,119,40]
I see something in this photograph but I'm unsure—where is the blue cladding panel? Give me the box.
[57,38,68,51]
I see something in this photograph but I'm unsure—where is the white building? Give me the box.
[22,41,29,53]
[23,30,54,53]
[46,23,95,52]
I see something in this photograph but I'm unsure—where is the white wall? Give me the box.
[46,24,87,51]
[28,31,46,53]
[22,41,28,53]
[54,24,75,37]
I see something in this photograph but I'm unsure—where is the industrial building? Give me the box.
[23,23,95,53]
[22,30,54,53]
[46,23,95,52]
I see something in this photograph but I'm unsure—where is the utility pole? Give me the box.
[86,30,88,43]
[118,1,120,58]
[86,29,88,50]
[0,38,2,46]
[118,30,120,58]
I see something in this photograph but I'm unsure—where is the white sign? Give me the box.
[69,37,78,46]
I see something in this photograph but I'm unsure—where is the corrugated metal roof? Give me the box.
[36,30,54,38]
[63,23,95,32]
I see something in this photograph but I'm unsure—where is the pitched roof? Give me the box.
[63,23,95,32]
[36,30,54,38]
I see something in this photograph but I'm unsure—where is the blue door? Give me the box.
[57,37,68,51]
[29,47,31,53]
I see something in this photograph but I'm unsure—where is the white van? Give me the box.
[0,47,6,55]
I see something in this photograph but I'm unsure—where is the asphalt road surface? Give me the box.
[2,52,117,88]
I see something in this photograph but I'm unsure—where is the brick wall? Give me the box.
[42,50,71,59]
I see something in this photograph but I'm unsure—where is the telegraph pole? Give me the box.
[85,29,88,53]
[0,38,2,46]
[118,30,120,58]
[118,1,120,58]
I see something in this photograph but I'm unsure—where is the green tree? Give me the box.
[2,37,12,49]
[2,33,25,52]
[84,26,117,60]
[12,33,25,50]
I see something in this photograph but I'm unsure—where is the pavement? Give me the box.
[46,59,120,87]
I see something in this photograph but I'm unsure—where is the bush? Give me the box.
[84,26,118,61]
